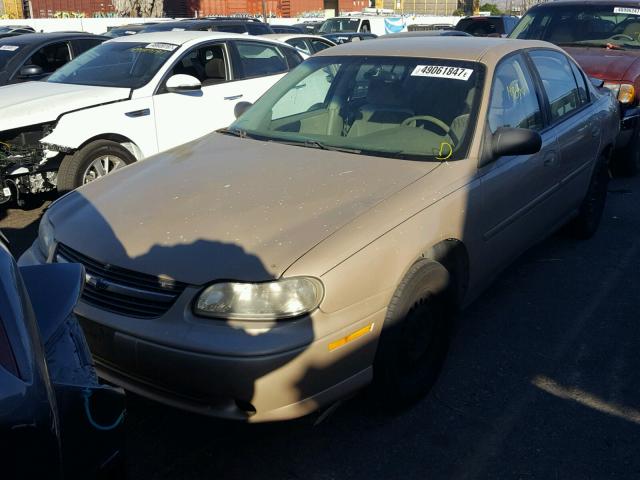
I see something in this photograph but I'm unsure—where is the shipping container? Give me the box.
[29,0,114,18]
[1,0,25,18]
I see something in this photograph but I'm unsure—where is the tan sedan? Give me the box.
[20,37,619,422]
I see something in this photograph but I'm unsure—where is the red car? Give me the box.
[510,0,640,175]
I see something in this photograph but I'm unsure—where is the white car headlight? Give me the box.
[194,277,324,320]
[38,215,56,260]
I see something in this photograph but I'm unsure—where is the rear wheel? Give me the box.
[372,259,453,409]
[567,153,610,239]
[611,129,640,177]
[57,140,135,194]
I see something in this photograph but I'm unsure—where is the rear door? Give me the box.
[227,40,294,104]
[527,49,600,208]
[477,53,561,278]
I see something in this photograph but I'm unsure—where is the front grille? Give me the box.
[56,243,187,318]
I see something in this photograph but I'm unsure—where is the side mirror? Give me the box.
[492,127,542,158]
[19,64,44,78]
[234,101,253,119]
[166,74,202,93]
[590,77,605,89]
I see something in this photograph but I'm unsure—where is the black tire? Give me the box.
[372,259,453,409]
[567,153,610,239]
[57,140,136,194]
[611,130,640,177]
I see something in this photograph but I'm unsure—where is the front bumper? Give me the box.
[617,105,640,149]
[20,243,385,422]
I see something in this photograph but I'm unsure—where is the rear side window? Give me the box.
[232,41,289,78]
[214,24,246,34]
[71,38,103,57]
[569,60,589,105]
[26,41,71,74]
[246,23,272,35]
[488,54,544,133]
[529,49,582,122]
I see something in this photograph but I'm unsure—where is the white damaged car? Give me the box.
[0,31,303,205]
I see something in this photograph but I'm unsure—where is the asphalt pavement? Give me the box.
[1,176,639,479]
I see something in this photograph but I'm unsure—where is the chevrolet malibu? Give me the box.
[21,37,619,422]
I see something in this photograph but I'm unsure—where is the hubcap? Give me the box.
[82,155,126,184]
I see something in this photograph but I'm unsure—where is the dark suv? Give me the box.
[455,15,519,37]
[510,0,640,175]
[142,18,274,35]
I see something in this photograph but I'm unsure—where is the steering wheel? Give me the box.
[609,34,634,41]
[401,115,459,144]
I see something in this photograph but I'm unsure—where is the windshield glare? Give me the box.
[319,18,360,33]
[47,41,177,88]
[230,56,483,161]
[510,6,640,48]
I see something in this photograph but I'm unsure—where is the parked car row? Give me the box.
[12,34,620,423]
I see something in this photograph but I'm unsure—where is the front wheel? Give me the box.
[372,259,453,409]
[57,140,136,194]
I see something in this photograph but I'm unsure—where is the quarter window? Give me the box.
[488,54,543,133]
[569,60,589,105]
[233,41,288,78]
[529,50,582,122]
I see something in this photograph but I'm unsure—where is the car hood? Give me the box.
[0,82,130,132]
[563,46,639,81]
[49,134,435,285]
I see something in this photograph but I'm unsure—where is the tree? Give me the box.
[112,0,163,17]
[479,3,503,14]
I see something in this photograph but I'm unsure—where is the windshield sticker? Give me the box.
[411,65,473,81]
[0,45,19,51]
[171,27,186,31]
[144,42,178,52]
[614,7,640,14]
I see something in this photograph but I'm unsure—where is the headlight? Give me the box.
[603,82,635,104]
[38,215,56,260]
[194,277,324,320]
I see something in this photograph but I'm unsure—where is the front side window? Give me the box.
[510,5,640,49]
[529,50,582,122]
[168,44,227,86]
[27,42,71,74]
[229,56,484,161]
[311,39,333,53]
[488,54,543,133]
[246,23,271,35]
[232,41,288,78]
[48,41,177,89]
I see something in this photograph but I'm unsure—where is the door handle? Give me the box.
[543,152,557,167]
[125,108,150,118]
[224,94,243,101]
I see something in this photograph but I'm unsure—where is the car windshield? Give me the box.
[47,41,177,88]
[319,18,360,33]
[228,56,483,161]
[0,45,21,71]
[510,5,640,49]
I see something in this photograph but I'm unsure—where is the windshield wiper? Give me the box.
[217,127,249,138]
[558,41,626,50]
[275,138,362,154]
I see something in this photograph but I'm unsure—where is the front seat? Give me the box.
[204,58,225,85]
[348,77,414,137]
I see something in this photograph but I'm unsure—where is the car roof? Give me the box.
[314,36,559,63]
[0,31,102,45]
[262,33,331,41]
[108,30,249,45]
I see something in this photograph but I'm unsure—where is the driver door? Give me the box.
[153,42,242,153]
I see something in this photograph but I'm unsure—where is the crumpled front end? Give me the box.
[0,123,60,205]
